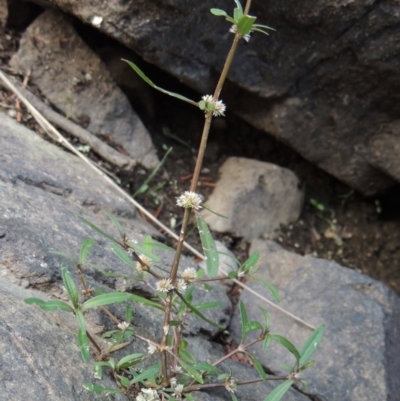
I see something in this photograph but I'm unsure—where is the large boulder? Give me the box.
[230,239,400,401]
[23,0,400,195]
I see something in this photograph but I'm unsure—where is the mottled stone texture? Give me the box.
[25,0,400,195]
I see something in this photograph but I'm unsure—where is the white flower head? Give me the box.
[136,388,160,401]
[225,378,237,393]
[170,377,177,387]
[176,191,203,210]
[229,24,251,42]
[147,343,159,355]
[173,384,184,399]
[136,254,152,272]
[182,267,197,282]
[156,278,174,293]
[176,279,187,294]
[200,95,226,117]
[117,321,130,331]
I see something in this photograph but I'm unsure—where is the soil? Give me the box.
[1,16,400,297]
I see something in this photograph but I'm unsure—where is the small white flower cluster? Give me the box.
[176,191,203,210]
[201,95,226,117]
[147,343,159,355]
[225,378,237,393]
[170,378,184,399]
[156,278,174,293]
[181,267,197,282]
[229,24,251,42]
[136,254,152,273]
[117,321,130,331]
[175,279,187,294]
[136,388,159,401]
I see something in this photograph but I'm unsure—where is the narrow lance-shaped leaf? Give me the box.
[78,328,90,362]
[263,380,294,401]
[175,291,226,329]
[239,300,248,340]
[270,335,300,365]
[210,8,228,17]
[24,298,74,313]
[179,359,204,384]
[130,294,164,312]
[81,292,131,311]
[248,352,267,380]
[79,238,95,265]
[110,244,136,268]
[78,216,120,245]
[49,250,77,264]
[116,353,143,369]
[104,209,124,238]
[83,383,122,395]
[130,364,160,384]
[241,251,259,272]
[61,265,79,308]
[196,214,219,278]
[257,278,280,303]
[128,241,161,262]
[122,60,198,107]
[299,324,325,366]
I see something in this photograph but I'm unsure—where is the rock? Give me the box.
[0,112,237,400]
[201,157,303,241]
[0,0,7,27]
[230,240,400,401]
[9,10,158,168]
[26,0,400,195]
[0,278,126,401]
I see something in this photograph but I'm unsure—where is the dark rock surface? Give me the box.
[0,112,253,401]
[26,0,400,195]
[230,239,400,401]
[9,10,158,168]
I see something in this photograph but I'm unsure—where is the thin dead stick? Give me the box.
[0,69,315,331]
[0,70,136,169]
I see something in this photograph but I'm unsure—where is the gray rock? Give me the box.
[230,239,400,401]
[201,157,303,240]
[25,0,400,194]
[9,10,158,168]
[0,112,236,399]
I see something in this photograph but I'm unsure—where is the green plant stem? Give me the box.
[159,0,254,386]
[86,330,103,356]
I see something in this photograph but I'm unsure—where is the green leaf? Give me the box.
[196,215,219,278]
[210,8,228,17]
[24,298,74,313]
[49,250,77,264]
[271,335,300,364]
[193,301,224,310]
[104,209,124,238]
[260,308,270,331]
[248,353,267,380]
[116,353,143,369]
[233,0,243,21]
[81,292,131,311]
[79,238,95,265]
[110,244,136,268]
[77,328,90,362]
[78,216,120,245]
[179,348,197,364]
[133,147,172,198]
[83,383,122,395]
[130,294,164,311]
[175,291,226,329]
[125,304,133,323]
[239,301,248,340]
[299,324,325,366]
[202,204,228,219]
[122,60,198,106]
[180,360,203,383]
[243,320,263,334]
[263,380,294,401]
[118,375,131,388]
[130,364,160,384]
[193,363,221,375]
[253,23,275,31]
[237,15,256,36]
[75,309,86,332]
[61,265,79,308]
[241,251,259,272]
[129,241,161,262]
[263,334,272,350]
[257,278,280,303]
